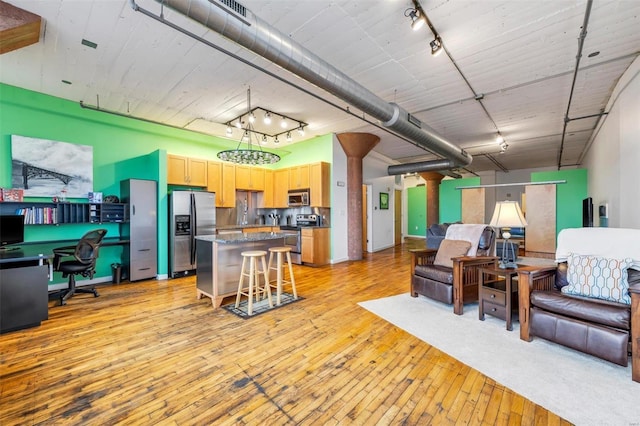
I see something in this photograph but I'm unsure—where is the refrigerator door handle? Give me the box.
[190,193,197,265]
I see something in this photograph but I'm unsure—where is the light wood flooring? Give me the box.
[0,242,571,425]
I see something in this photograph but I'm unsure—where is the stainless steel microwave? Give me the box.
[288,190,309,207]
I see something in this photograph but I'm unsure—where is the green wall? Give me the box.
[532,169,587,237]
[0,83,330,285]
[407,186,426,236]
[439,177,481,223]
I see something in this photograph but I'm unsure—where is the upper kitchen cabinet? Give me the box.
[261,170,274,208]
[289,164,310,190]
[235,165,265,191]
[273,169,290,208]
[167,154,207,186]
[310,162,330,207]
[207,161,236,207]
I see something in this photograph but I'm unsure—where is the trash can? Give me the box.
[111,263,122,284]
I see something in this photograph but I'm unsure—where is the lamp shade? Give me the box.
[489,201,528,228]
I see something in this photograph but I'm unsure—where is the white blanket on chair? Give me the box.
[445,224,490,257]
[556,227,640,270]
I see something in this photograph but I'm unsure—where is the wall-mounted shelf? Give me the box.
[0,202,128,225]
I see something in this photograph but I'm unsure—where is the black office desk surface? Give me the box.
[0,237,129,264]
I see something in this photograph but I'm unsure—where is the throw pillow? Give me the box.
[433,239,472,268]
[562,254,633,304]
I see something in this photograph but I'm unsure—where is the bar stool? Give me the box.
[267,246,298,305]
[235,250,272,316]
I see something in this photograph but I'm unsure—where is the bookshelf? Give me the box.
[0,202,128,225]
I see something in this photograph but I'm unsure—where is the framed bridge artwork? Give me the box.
[10,135,93,198]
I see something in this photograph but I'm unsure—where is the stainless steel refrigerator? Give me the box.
[169,190,216,278]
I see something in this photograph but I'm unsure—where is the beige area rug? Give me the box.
[359,293,638,425]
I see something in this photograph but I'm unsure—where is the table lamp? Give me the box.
[489,200,528,268]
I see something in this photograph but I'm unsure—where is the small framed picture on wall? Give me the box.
[379,192,389,210]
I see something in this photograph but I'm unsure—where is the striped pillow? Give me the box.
[561,254,633,304]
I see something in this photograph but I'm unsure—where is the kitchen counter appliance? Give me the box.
[279,214,322,265]
[169,190,216,277]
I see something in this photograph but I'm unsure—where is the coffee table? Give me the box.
[478,265,538,331]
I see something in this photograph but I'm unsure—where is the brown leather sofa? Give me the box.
[518,263,640,382]
[411,226,497,315]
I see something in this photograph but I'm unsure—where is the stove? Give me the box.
[278,214,321,265]
[296,213,322,227]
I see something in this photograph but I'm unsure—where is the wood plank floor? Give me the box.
[0,242,571,425]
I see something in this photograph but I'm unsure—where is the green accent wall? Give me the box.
[532,169,587,237]
[407,185,426,236]
[439,177,480,223]
[0,83,331,285]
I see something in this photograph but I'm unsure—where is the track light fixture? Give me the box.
[218,88,281,165]
[495,134,504,144]
[224,92,308,147]
[430,37,443,56]
[405,9,425,31]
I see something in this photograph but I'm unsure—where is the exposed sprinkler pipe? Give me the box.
[135,0,472,171]
[557,0,593,169]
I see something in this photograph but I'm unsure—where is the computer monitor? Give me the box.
[0,215,25,249]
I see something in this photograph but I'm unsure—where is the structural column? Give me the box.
[337,132,380,261]
[419,172,444,228]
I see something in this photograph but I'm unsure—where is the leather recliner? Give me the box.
[411,226,497,315]
[518,263,640,382]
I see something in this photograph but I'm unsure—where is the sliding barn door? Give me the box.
[525,184,556,256]
[462,188,485,224]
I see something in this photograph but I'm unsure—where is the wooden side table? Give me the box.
[478,265,536,330]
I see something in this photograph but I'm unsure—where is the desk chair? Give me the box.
[51,229,107,305]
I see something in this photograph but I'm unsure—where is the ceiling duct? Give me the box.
[145,0,472,170]
[387,159,458,176]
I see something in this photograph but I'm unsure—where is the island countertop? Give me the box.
[196,232,286,244]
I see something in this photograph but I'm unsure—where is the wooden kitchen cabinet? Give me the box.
[301,227,330,266]
[273,169,290,207]
[289,164,310,190]
[310,162,330,207]
[167,154,207,186]
[207,161,236,207]
[235,165,265,190]
[262,169,274,208]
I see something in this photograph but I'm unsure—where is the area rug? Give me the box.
[359,293,639,425]
[223,293,302,319]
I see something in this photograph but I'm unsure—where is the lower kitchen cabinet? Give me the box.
[301,227,330,266]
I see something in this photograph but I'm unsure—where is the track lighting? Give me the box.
[430,37,443,56]
[286,132,292,142]
[496,134,504,144]
[274,136,280,144]
[405,8,426,31]
[242,131,249,142]
[235,120,243,129]
[263,111,271,125]
[226,125,233,136]
[297,126,305,136]
[280,116,287,128]
[261,134,267,145]
[248,111,255,123]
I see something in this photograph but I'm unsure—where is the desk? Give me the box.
[0,248,52,334]
[0,238,129,333]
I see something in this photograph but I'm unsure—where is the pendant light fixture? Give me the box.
[217,88,281,165]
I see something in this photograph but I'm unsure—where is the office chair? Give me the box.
[51,229,107,305]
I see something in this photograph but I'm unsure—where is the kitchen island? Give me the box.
[195,232,285,308]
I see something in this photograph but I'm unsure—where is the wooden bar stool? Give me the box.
[235,250,272,316]
[267,246,298,305]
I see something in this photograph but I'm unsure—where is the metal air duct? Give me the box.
[387,159,458,175]
[147,0,472,169]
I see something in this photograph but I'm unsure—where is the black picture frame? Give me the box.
[379,192,389,210]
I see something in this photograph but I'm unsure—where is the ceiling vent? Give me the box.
[215,0,246,18]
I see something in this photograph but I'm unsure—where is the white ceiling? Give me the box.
[1,0,639,175]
